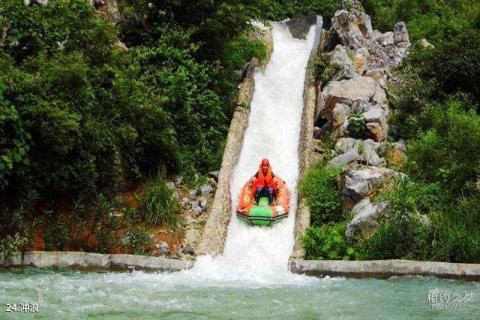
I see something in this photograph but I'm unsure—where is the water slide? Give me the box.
[189,20,321,283]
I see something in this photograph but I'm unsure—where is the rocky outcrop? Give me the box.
[345,198,389,239]
[341,164,405,212]
[287,16,318,39]
[302,1,410,241]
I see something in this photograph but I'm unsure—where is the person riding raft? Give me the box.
[236,158,290,226]
[251,158,278,205]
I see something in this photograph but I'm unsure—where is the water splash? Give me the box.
[187,21,318,284]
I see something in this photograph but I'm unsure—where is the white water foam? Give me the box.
[184,21,320,285]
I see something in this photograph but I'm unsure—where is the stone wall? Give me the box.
[0,251,193,272]
[292,259,480,281]
[197,61,262,256]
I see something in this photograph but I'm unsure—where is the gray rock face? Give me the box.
[334,138,385,167]
[362,105,388,142]
[375,31,394,47]
[361,139,386,167]
[363,106,386,123]
[200,184,214,195]
[341,165,405,211]
[332,103,351,133]
[332,9,373,49]
[329,149,361,167]
[394,22,410,47]
[198,197,208,211]
[319,76,380,120]
[365,68,385,81]
[330,45,357,80]
[155,241,169,254]
[351,100,372,113]
[287,16,317,39]
[335,138,357,154]
[343,166,395,200]
[174,175,183,187]
[346,198,389,239]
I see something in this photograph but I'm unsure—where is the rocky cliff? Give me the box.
[307,0,411,241]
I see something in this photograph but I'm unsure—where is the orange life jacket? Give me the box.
[251,163,278,194]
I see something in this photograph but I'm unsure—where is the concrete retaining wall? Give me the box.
[291,259,480,281]
[291,17,323,261]
[198,22,274,257]
[197,59,259,256]
[0,251,193,272]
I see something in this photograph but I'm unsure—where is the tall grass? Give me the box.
[140,178,179,228]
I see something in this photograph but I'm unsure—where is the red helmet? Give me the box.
[261,158,270,166]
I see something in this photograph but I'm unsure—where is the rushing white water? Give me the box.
[187,21,319,284]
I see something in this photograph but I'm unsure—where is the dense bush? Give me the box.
[0,0,266,219]
[302,222,359,260]
[140,178,179,228]
[347,112,367,139]
[256,0,340,23]
[300,160,343,225]
[360,179,438,260]
[362,0,480,43]
[361,182,480,263]
[407,100,480,195]
[0,234,28,259]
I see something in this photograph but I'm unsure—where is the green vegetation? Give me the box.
[300,160,343,226]
[301,0,480,263]
[1,0,339,256]
[122,226,154,256]
[302,222,359,260]
[357,0,480,263]
[255,0,340,22]
[347,112,366,139]
[140,178,179,228]
[362,0,480,44]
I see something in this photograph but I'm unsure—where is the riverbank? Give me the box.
[292,259,480,282]
[2,251,480,282]
[0,251,192,272]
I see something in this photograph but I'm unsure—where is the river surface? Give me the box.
[1,268,479,319]
[1,20,479,320]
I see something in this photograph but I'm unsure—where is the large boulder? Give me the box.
[374,31,395,47]
[334,138,385,167]
[329,149,362,167]
[332,103,351,136]
[341,165,404,211]
[394,22,410,47]
[363,105,388,141]
[330,45,358,80]
[332,9,373,50]
[346,198,389,239]
[319,77,380,119]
